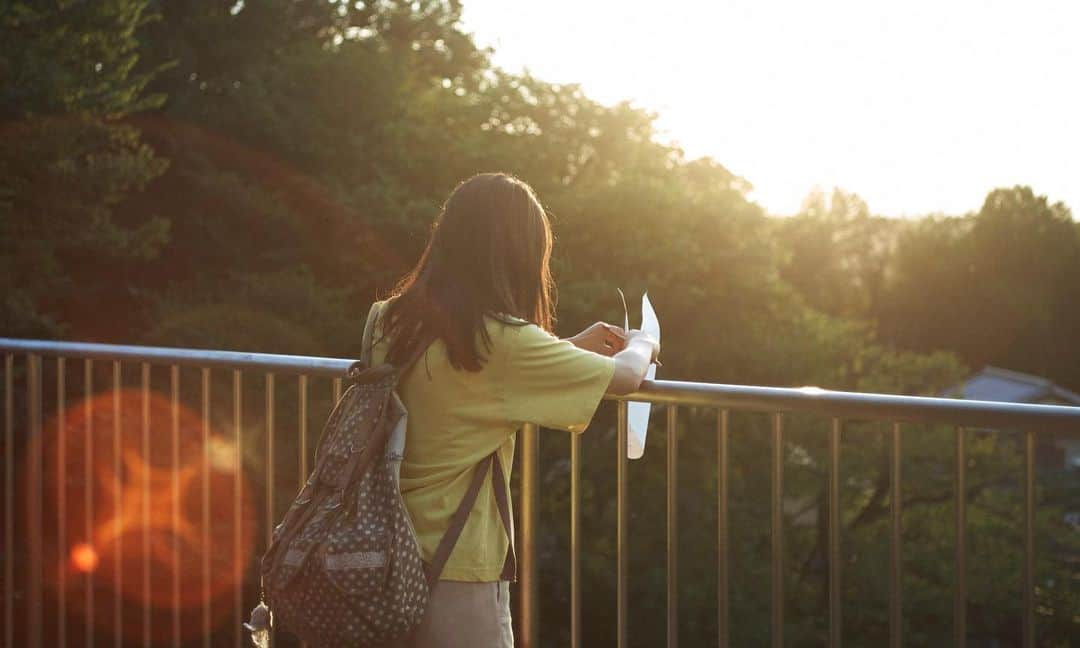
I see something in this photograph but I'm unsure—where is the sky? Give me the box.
[460,0,1079,218]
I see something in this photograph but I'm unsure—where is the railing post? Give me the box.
[141,362,152,648]
[28,353,43,648]
[83,359,95,648]
[617,401,629,648]
[570,424,581,648]
[518,422,539,648]
[264,371,275,648]
[56,358,67,648]
[1022,429,1034,648]
[233,369,243,648]
[828,418,842,648]
[201,368,212,648]
[4,354,14,648]
[889,422,902,648]
[112,360,122,648]
[771,412,784,648]
[299,375,309,484]
[265,372,275,550]
[171,364,182,647]
[717,409,729,648]
[667,405,679,648]
[954,426,966,648]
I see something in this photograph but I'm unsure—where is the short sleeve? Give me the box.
[501,323,617,434]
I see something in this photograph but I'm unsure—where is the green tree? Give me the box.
[967,187,1080,380]
[775,187,904,322]
[0,0,171,337]
[878,186,1080,391]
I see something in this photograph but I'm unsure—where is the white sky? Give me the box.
[460,0,1079,218]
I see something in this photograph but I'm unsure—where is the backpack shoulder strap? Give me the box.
[424,451,517,587]
[358,299,430,376]
[490,451,517,581]
[359,300,383,367]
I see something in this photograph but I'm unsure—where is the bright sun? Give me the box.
[463,0,1080,218]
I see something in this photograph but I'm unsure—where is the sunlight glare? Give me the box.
[462,0,1080,218]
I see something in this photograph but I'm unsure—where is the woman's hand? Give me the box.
[605,329,660,394]
[566,321,627,357]
[624,329,660,364]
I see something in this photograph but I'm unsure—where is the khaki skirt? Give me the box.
[402,580,513,648]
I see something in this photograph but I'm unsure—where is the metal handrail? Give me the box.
[4,338,1078,430]
[0,338,351,376]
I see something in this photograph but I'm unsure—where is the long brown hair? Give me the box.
[375,172,557,372]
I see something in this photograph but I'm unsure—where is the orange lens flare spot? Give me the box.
[32,386,257,642]
[70,543,100,573]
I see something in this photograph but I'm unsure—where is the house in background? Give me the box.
[941,365,1080,472]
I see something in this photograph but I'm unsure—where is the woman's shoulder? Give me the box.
[480,313,558,366]
[483,311,550,342]
[485,311,529,327]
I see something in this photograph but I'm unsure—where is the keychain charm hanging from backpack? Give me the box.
[244,599,271,648]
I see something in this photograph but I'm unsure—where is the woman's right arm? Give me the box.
[606,330,659,395]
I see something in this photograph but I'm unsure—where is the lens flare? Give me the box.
[70,543,99,573]
[31,386,257,642]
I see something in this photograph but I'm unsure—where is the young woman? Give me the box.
[365,172,660,648]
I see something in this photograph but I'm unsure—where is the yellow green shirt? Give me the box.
[367,299,616,581]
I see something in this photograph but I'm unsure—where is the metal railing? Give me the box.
[2,337,1079,647]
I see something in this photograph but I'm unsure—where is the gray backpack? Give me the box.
[251,302,515,646]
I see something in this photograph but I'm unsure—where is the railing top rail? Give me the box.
[3,337,1079,431]
[0,337,350,377]
[615,379,1080,431]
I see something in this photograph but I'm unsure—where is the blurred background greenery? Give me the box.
[2,1,1077,645]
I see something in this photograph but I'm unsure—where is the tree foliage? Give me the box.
[0,0,172,337]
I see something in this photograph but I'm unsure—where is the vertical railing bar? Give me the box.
[890,422,902,648]
[201,368,211,648]
[112,359,122,648]
[233,369,243,648]
[4,354,14,648]
[298,374,309,648]
[954,425,966,648]
[1022,428,1034,648]
[84,359,94,648]
[570,424,581,648]
[667,405,678,648]
[771,412,784,648]
[57,357,67,648]
[141,363,151,648]
[29,353,44,648]
[519,422,539,648]
[828,417,842,648]
[171,365,181,648]
[717,408,729,648]
[265,372,275,648]
[320,363,341,648]
[299,375,308,482]
[29,354,44,646]
[265,372,275,549]
[616,400,628,648]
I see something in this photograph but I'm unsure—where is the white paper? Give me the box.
[617,289,660,459]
